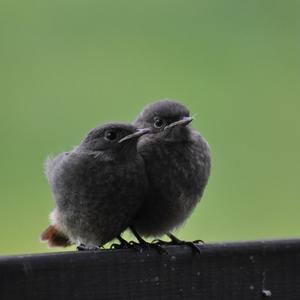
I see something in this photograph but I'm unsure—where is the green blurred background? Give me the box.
[0,0,299,255]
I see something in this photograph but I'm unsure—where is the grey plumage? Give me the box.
[131,100,211,237]
[43,123,149,248]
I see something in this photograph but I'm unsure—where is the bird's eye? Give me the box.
[153,117,165,129]
[104,130,117,141]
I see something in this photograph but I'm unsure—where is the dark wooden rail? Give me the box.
[1,239,300,299]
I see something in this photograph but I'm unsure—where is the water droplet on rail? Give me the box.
[262,289,272,297]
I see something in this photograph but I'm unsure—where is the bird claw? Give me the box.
[164,234,203,254]
[110,236,139,250]
[151,239,169,245]
[179,241,201,254]
[152,238,201,253]
[110,239,166,253]
[110,243,124,249]
[129,240,167,254]
[129,226,167,254]
[193,239,204,244]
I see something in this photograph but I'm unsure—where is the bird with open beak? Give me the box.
[130,100,211,251]
[41,123,149,250]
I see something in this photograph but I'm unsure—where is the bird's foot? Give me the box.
[129,239,167,254]
[165,233,203,254]
[129,226,167,254]
[176,240,201,254]
[110,243,126,250]
[151,238,170,245]
[151,237,202,254]
[77,244,100,251]
[110,236,134,250]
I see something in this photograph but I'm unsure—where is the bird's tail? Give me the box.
[40,225,72,248]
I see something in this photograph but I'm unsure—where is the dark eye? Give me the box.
[153,117,165,129]
[104,130,117,141]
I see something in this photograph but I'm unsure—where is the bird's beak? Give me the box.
[118,128,151,143]
[164,116,193,131]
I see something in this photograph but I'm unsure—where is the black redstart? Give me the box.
[41,123,149,250]
[131,100,211,250]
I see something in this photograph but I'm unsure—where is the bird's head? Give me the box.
[80,123,150,157]
[134,100,193,141]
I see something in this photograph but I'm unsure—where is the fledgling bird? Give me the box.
[131,100,211,247]
[41,123,149,249]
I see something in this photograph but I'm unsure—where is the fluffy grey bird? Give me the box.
[131,100,211,248]
[41,123,149,250]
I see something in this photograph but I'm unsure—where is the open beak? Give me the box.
[118,128,151,143]
[164,116,193,131]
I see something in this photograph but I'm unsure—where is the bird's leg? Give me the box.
[117,235,131,247]
[110,235,132,249]
[77,243,100,251]
[130,227,167,254]
[129,226,149,246]
[166,233,202,254]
